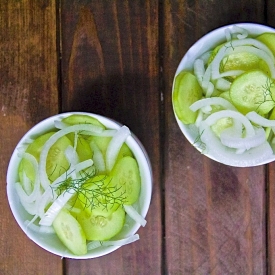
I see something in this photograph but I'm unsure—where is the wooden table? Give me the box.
[1,1,275,274]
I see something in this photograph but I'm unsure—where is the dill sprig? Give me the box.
[256,77,275,111]
[193,129,207,152]
[53,169,127,212]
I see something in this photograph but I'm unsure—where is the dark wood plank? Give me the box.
[60,1,162,274]
[163,0,267,274]
[0,0,63,274]
[265,4,275,275]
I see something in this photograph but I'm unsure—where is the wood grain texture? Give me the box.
[0,1,62,274]
[60,1,162,274]
[265,4,275,275]
[163,0,267,274]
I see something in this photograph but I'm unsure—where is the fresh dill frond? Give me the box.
[193,129,207,152]
[52,168,127,212]
[256,77,275,111]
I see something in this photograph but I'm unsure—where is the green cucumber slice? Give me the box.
[19,132,72,183]
[52,208,87,255]
[76,206,126,241]
[229,70,275,115]
[257,33,275,56]
[110,156,141,205]
[221,51,260,79]
[62,114,106,129]
[172,71,203,124]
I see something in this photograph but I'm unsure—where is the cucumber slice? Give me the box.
[219,91,233,103]
[52,208,87,255]
[19,132,72,183]
[62,114,106,129]
[229,70,275,115]
[76,206,126,241]
[221,52,260,75]
[257,33,275,56]
[110,156,141,205]
[172,71,203,124]
[208,41,268,79]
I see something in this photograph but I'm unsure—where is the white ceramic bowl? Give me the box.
[172,23,275,167]
[6,112,152,259]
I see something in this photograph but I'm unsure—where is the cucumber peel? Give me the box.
[173,71,203,124]
[53,208,87,255]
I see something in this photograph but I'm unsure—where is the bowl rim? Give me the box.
[6,111,153,259]
[172,22,275,167]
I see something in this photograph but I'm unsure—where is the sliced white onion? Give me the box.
[87,234,140,250]
[21,170,32,195]
[39,189,76,226]
[106,126,131,172]
[199,121,274,166]
[194,59,205,85]
[205,81,215,98]
[220,127,266,150]
[39,124,103,189]
[24,220,55,234]
[230,38,274,60]
[198,51,212,64]
[54,120,67,129]
[36,187,58,218]
[215,78,231,91]
[16,194,37,215]
[100,234,140,247]
[232,25,249,39]
[123,205,147,227]
[204,110,255,137]
[195,109,204,127]
[201,105,212,114]
[246,111,275,127]
[190,97,237,112]
[225,28,232,41]
[65,145,79,167]
[90,141,106,173]
[215,70,244,78]
[202,64,212,92]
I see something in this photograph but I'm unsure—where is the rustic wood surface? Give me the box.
[0,0,274,274]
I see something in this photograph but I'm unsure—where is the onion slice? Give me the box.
[24,220,55,234]
[123,205,147,227]
[246,111,275,127]
[39,189,76,226]
[90,141,106,173]
[87,234,140,250]
[199,121,274,166]
[106,126,131,172]
[220,127,266,150]
[204,110,255,137]
[190,97,237,112]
